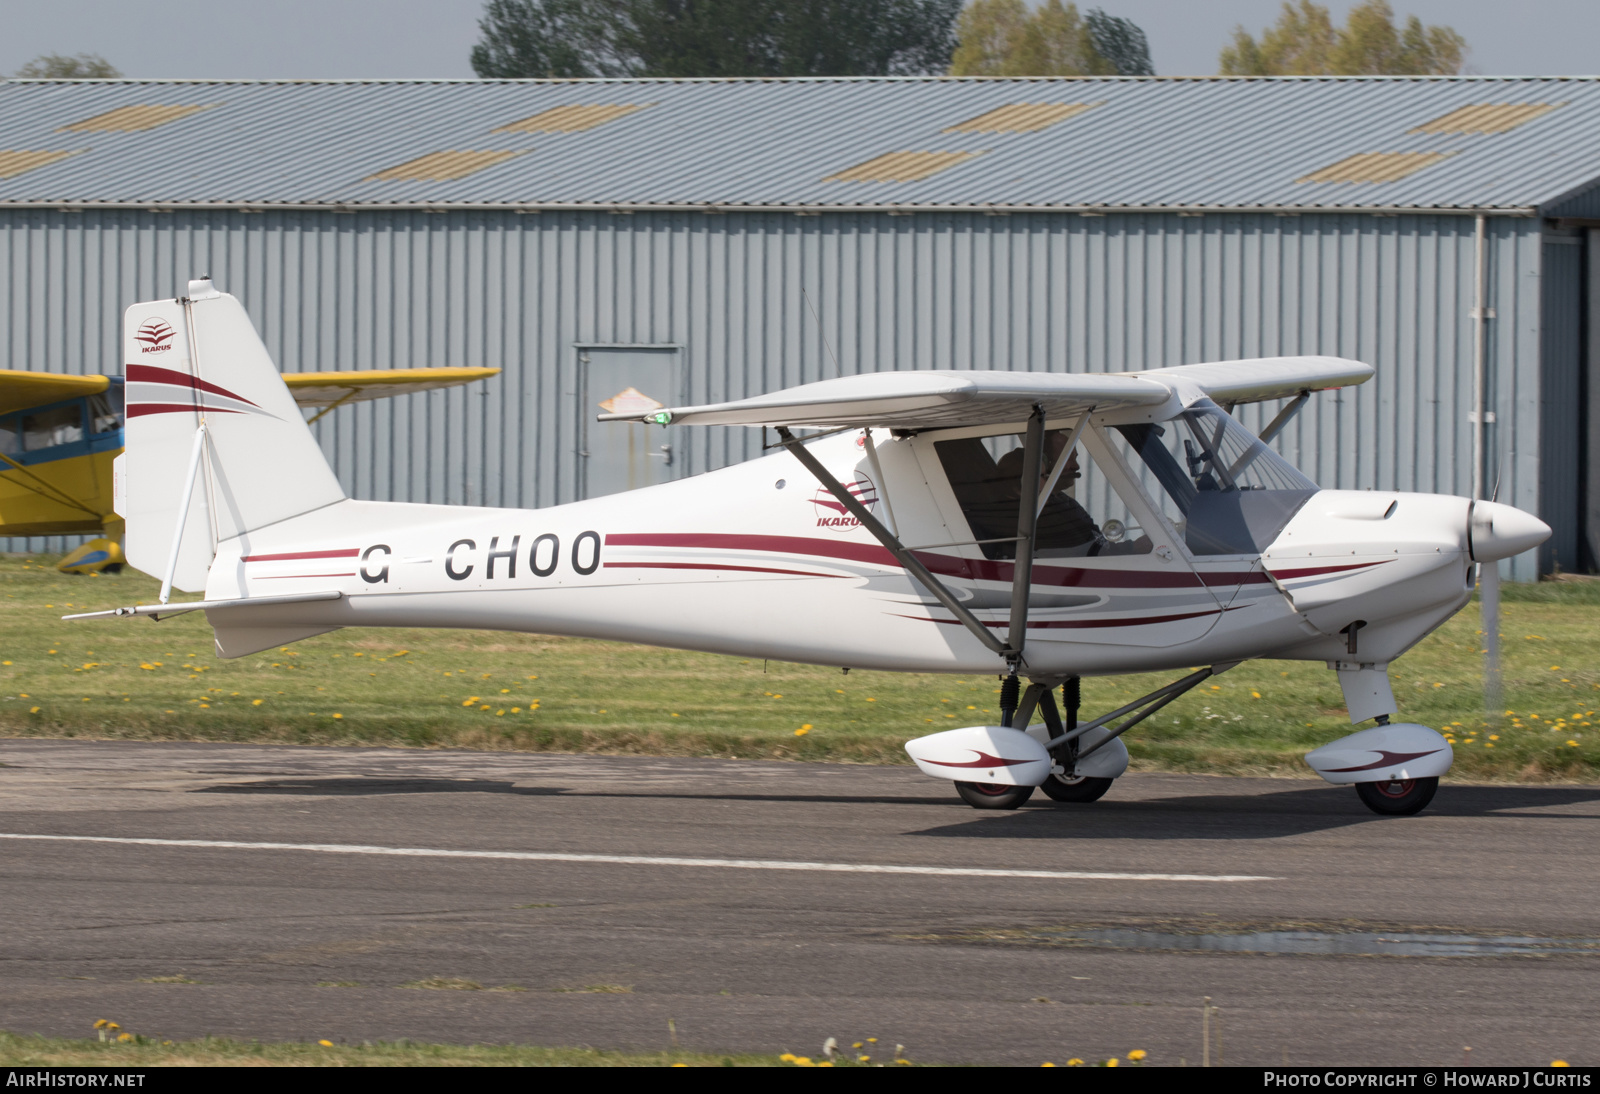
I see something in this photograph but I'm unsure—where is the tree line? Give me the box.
[4,2,1470,83]
[472,0,1468,79]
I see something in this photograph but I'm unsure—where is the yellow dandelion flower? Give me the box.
[253,699,263,706]
[1251,691,1261,699]
[795,726,810,736]
[1106,1057,1119,1067]
[318,1040,334,1047]
[332,713,342,719]
[1553,1061,1570,1068]
[117,1033,132,1042]
[1067,1058,1083,1067]
[1129,1050,1147,1061]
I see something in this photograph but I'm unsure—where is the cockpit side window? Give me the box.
[1111,400,1317,556]
[933,431,1152,560]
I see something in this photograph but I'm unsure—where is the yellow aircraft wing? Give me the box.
[283,367,501,414]
[0,370,110,416]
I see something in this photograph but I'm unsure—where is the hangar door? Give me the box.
[576,344,683,500]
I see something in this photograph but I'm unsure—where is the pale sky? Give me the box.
[0,1,1593,79]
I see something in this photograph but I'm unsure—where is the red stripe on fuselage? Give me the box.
[242,549,360,563]
[1269,560,1392,579]
[255,572,357,579]
[605,532,1248,589]
[126,364,260,407]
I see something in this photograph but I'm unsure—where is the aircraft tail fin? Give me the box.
[119,278,346,593]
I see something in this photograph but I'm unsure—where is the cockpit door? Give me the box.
[906,421,1227,649]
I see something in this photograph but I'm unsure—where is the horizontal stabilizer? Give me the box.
[284,367,501,409]
[62,589,342,621]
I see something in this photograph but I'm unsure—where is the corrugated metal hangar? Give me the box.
[2,75,1598,580]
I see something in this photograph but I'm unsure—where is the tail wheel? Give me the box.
[955,781,1034,810]
[1355,776,1439,816]
[1038,773,1114,803]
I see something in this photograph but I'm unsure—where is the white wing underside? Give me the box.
[596,355,1373,430]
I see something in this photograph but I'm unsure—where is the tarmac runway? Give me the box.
[1,739,1597,1066]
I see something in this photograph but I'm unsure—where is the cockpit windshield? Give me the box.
[1110,400,1317,556]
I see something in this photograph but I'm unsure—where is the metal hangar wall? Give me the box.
[1,76,1598,580]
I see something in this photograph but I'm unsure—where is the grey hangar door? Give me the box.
[576,344,683,501]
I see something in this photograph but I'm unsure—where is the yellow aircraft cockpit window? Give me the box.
[87,389,122,434]
[23,404,85,452]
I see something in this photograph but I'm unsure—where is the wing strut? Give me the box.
[775,427,1007,660]
[1005,406,1046,669]
[1256,390,1310,446]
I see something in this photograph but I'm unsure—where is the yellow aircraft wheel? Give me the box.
[57,537,125,575]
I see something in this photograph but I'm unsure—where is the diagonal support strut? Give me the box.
[776,427,1008,659]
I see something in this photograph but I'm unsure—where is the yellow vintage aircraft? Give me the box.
[0,365,499,573]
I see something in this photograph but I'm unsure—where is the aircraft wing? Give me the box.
[1132,356,1373,405]
[597,370,1172,430]
[283,367,501,408]
[0,370,110,415]
[596,356,1372,430]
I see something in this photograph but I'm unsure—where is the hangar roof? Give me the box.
[0,76,1597,214]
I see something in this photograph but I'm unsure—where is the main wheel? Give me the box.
[1038,773,1114,803]
[1355,776,1438,816]
[955,781,1034,810]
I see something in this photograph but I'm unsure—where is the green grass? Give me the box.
[2,555,1597,780]
[0,1030,783,1067]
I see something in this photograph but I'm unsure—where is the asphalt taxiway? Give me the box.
[1,739,1597,1066]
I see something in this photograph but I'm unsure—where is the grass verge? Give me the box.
[2,556,1598,780]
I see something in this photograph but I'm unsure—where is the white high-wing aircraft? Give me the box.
[72,280,1551,817]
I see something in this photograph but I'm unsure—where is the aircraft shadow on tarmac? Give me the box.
[909,783,1600,841]
[192,777,1600,841]
[194,777,566,797]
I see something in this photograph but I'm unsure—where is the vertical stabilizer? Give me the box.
[120,278,346,592]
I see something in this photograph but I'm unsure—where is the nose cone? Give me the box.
[1470,501,1552,563]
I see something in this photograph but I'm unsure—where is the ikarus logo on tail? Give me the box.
[135,318,176,353]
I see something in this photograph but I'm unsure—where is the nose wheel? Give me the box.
[1355,776,1438,816]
